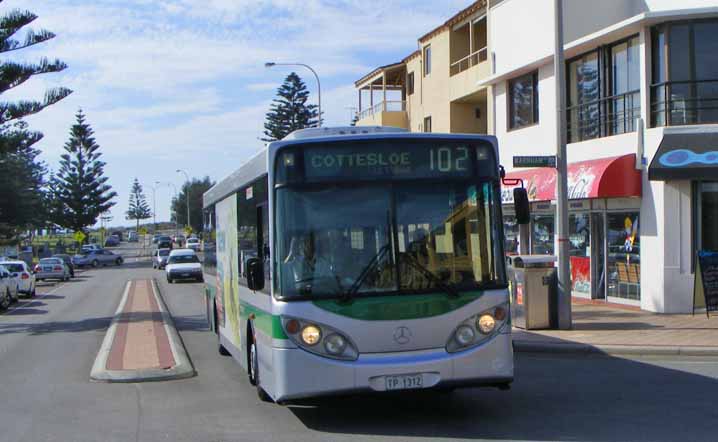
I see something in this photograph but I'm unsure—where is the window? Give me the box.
[407,72,415,95]
[531,214,555,255]
[606,212,640,301]
[696,182,718,253]
[423,45,431,76]
[652,20,718,126]
[508,71,539,130]
[423,116,432,133]
[237,176,269,291]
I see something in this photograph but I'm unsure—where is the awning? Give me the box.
[649,132,718,181]
[502,154,641,203]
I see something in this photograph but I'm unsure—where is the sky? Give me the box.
[12,0,474,227]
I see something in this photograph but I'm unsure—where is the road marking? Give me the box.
[4,279,69,314]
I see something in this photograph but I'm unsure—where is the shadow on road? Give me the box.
[172,313,209,332]
[3,308,48,316]
[287,354,717,441]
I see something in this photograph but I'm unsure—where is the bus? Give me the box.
[202,126,522,403]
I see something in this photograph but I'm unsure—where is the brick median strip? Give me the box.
[90,279,195,382]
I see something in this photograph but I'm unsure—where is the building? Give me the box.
[354,0,718,313]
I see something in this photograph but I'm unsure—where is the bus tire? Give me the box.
[247,324,272,402]
[216,306,230,356]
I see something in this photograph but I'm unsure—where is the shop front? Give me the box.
[502,154,642,305]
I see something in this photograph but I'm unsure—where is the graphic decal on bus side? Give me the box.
[216,195,241,345]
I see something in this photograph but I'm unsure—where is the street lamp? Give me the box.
[176,169,191,233]
[156,181,178,237]
[265,62,322,127]
[147,183,157,233]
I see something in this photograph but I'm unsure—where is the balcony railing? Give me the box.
[449,47,488,77]
[651,79,718,127]
[566,90,640,143]
[357,100,406,120]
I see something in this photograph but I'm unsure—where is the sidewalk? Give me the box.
[512,302,718,356]
[91,279,194,382]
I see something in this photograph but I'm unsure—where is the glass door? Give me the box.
[606,212,641,302]
[591,212,606,299]
[569,213,591,297]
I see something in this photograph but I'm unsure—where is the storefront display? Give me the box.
[531,214,555,255]
[569,213,591,296]
[606,212,640,300]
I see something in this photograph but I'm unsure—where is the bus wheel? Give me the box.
[248,325,272,402]
[216,306,230,356]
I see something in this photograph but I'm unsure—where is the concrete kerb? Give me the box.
[512,339,718,357]
[90,279,196,382]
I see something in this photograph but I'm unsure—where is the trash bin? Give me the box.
[506,255,557,330]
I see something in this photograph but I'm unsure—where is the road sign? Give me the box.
[184,226,193,235]
[139,227,148,235]
[513,155,557,168]
[73,231,86,243]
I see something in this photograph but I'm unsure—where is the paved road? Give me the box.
[1,258,717,442]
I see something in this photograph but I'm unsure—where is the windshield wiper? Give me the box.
[401,252,460,299]
[340,243,391,303]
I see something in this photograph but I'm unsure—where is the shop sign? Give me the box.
[693,251,718,317]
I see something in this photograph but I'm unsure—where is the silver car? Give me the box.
[72,249,123,268]
[153,248,171,269]
[34,258,70,282]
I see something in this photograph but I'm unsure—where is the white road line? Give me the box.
[4,274,82,314]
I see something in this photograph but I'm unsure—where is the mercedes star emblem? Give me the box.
[393,326,412,345]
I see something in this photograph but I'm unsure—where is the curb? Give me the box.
[90,279,196,382]
[512,340,718,357]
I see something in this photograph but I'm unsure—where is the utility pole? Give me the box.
[554,0,572,329]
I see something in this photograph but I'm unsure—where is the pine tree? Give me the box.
[49,110,117,236]
[126,178,151,232]
[262,72,319,142]
[171,176,214,234]
[0,6,71,132]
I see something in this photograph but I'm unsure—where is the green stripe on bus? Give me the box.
[239,301,288,340]
[312,291,484,321]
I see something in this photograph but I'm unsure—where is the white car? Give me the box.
[165,249,203,283]
[0,264,20,309]
[186,237,201,252]
[0,260,35,297]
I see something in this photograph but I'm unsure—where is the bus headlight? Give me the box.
[281,316,358,361]
[301,325,321,346]
[323,333,347,355]
[477,314,496,334]
[446,303,510,353]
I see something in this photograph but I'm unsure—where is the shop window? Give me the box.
[569,213,591,296]
[696,182,718,253]
[503,215,519,255]
[531,214,555,255]
[606,212,640,301]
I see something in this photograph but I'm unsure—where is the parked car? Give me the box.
[153,248,171,269]
[34,257,71,282]
[72,249,123,268]
[127,231,138,242]
[0,264,20,308]
[152,234,161,244]
[186,237,201,252]
[104,236,120,247]
[173,235,186,246]
[110,231,123,241]
[52,254,75,278]
[165,249,203,283]
[81,244,103,254]
[0,260,36,297]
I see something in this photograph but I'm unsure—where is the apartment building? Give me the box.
[354,0,718,313]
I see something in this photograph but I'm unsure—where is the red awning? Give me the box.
[502,154,642,203]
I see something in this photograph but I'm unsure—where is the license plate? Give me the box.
[385,374,423,391]
[181,273,190,277]
[42,267,52,272]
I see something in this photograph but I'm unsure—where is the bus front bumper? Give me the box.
[270,332,513,401]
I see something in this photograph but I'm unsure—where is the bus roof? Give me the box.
[203,127,499,209]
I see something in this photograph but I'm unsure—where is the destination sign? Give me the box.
[513,155,557,168]
[281,141,496,182]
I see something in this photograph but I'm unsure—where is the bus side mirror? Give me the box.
[246,258,264,291]
[513,188,531,225]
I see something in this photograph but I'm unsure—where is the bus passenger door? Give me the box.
[257,203,271,293]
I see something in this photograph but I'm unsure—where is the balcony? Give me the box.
[355,62,408,129]
[651,80,718,127]
[356,101,408,128]
[567,90,640,143]
[448,14,490,102]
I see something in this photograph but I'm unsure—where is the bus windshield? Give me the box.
[275,180,504,299]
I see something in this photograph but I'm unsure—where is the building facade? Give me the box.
[354,0,718,313]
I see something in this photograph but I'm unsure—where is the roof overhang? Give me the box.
[354,62,405,89]
[649,127,718,181]
[501,154,641,203]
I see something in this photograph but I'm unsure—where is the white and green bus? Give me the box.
[202,126,520,402]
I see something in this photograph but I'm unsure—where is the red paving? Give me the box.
[106,280,175,371]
